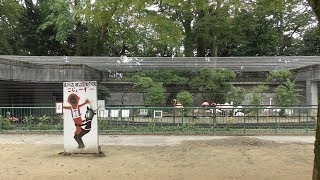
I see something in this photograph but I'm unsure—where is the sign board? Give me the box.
[140,109,148,116]
[153,110,163,119]
[97,100,105,110]
[110,109,119,118]
[63,81,99,154]
[55,102,63,114]
[121,110,130,118]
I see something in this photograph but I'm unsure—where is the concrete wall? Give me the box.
[295,64,320,107]
[0,58,106,82]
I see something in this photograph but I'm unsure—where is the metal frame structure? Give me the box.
[1,55,320,72]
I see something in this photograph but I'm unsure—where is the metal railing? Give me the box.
[0,106,317,134]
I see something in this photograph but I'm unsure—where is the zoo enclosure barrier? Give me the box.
[0,106,317,134]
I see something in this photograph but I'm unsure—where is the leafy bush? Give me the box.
[176,90,193,107]
[145,83,166,106]
[0,116,14,130]
[267,70,294,83]
[23,115,34,124]
[226,86,246,105]
[98,118,107,130]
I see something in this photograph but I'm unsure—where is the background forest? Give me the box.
[0,0,319,57]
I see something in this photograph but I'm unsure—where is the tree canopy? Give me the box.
[0,0,317,57]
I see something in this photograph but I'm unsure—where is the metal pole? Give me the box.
[181,109,184,133]
[243,114,246,134]
[0,108,2,132]
[29,108,32,132]
[306,108,309,134]
[212,108,216,133]
[120,109,123,133]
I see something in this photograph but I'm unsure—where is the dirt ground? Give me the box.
[0,137,314,180]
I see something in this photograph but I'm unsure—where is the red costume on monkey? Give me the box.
[63,93,89,149]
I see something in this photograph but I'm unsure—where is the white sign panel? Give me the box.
[63,81,99,153]
[97,100,105,110]
[55,102,63,114]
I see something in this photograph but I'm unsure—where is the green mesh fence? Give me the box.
[0,106,317,134]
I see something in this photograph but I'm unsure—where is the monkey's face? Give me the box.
[69,95,78,104]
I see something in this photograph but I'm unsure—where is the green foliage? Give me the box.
[145,83,166,106]
[22,115,34,124]
[38,115,50,124]
[132,75,156,92]
[274,79,301,106]
[267,70,294,83]
[250,85,269,106]
[299,27,320,55]
[226,86,246,106]
[98,84,111,101]
[38,0,74,43]
[225,117,234,131]
[144,70,188,85]
[176,90,193,115]
[0,116,14,130]
[0,0,317,56]
[190,68,236,103]
[176,91,193,107]
[132,75,158,103]
[0,0,22,54]
[98,117,107,131]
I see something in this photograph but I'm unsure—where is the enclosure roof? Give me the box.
[1,55,320,72]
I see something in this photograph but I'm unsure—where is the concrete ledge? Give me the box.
[0,58,106,82]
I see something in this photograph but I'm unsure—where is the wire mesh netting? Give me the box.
[1,55,320,72]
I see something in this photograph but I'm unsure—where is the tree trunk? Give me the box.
[308,0,320,25]
[211,33,218,57]
[308,1,320,179]
[196,10,206,57]
[183,19,193,57]
[313,101,320,180]
[74,0,83,56]
[182,0,193,57]
[279,5,285,55]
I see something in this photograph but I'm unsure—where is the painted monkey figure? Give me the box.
[63,93,90,149]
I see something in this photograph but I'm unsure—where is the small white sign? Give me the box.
[110,109,119,118]
[121,110,130,118]
[153,110,162,119]
[140,109,148,116]
[97,100,105,110]
[55,102,63,114]
[98,109,109,117]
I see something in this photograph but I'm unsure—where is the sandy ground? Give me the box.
[0,135,315,180]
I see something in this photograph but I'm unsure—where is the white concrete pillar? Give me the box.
[306,80,318,106]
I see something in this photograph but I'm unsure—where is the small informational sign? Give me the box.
[55,102,63,114]
[153,110,162,119]
[140,109,148,116]
[98,109,109,118]
[97,100,105,110]
[110,109,119,118]
[121,110,130,118]
[63,81,99,154]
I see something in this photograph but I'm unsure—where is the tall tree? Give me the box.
[307,1,320,179]
[308,0,320,24]
[0,0,21,54]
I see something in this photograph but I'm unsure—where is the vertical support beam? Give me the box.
[306,80,318,116]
